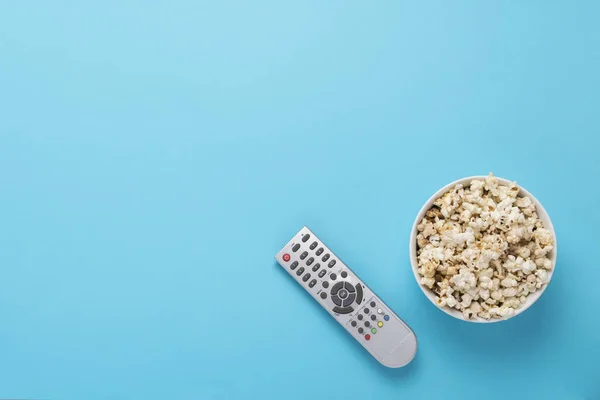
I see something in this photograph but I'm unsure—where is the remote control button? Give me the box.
[302,234,310,242]
[322,253,330,262]
[377,308,383,314]
[292,244,300,252]
[332,306,353,314]
[306,257,314,266]
[318,270,327,278]
[331,295,343,306]
[365,334,371,340]
[328,260,336,268]
[330,281,343,294]
[355,284,363,304]
[343,281,355,293]
[283,253,291,261]
[338,289,348,299]
[311,263,320,272]
[290,261,299,270]
[300,251,308,260]
[371,328,377,334]
[377,321,383,327]
[370,314,376,321]
[302,273,311,282]
[342,293,356,307]
[370,301,376,307]
[309,241,318,250]
[358,327,364,334]
[330,273,337,281]
[320,292,327,299]
[316,247,324,256]
[357,314,363,320]
[384,315,390,321]
[309,279,317,288]
[296,267,305,276]
[322,281,329,288]
[364,321,370,327]
[364,308,369,314]
[351,321,357,327]
[341,271,347,278]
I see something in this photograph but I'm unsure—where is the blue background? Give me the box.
[1,1,599,399]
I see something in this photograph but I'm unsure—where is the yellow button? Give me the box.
[377,321,383,328]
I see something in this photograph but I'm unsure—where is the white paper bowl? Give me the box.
[409,176,557,323]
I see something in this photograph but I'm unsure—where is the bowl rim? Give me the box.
[409,175,558,323]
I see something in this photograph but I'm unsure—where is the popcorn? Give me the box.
[479,276,492,289]
[542,258,552,270]
[536,269,550,284]
[478,312,491,320]
[446,296,458,308]
[501,277,518,288]
[489,306,515,318]
[534,228,554,248]
[515,246,531,259]
[419,262,436,278]
[450,268,477,291]
[520,295,527,303]
[522,260,536,274]
[460,293,473,308]
[420,277,435,289]
[416,173,554,320]
[504,297,521,308]
[470,302,482,314]
[491,290,503,301]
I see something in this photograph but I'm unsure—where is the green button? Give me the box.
[371,328,376,334]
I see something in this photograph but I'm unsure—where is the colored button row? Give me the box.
[359,301,391,340]
[363,323,384,339]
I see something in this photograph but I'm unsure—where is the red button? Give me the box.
[283,254,291,262]
[365,334,371,341]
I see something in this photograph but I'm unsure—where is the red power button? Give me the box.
[283,254,291,262]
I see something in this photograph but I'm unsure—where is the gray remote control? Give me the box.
[275,226,417,368]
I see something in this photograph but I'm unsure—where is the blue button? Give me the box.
[384,315,389,321]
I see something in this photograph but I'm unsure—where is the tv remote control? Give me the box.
[275,227,417,368]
